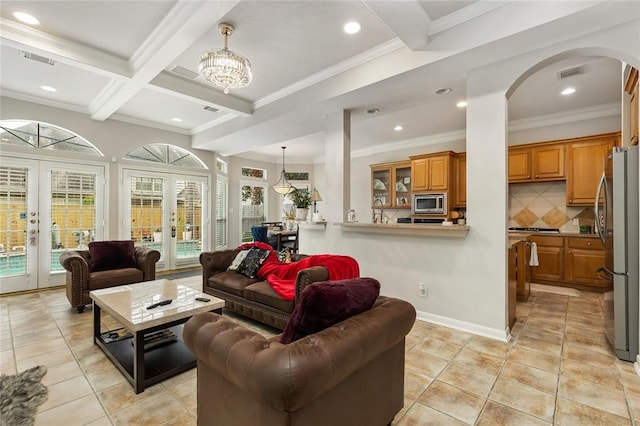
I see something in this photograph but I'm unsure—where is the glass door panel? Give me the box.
[240,183,266,243]
[127,174,166,260]
[175,178,205,263]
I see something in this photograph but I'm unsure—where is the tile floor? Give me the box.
[1,278,639,425]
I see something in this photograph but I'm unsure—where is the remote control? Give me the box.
[146,299,172,309]
[195,297,210,302]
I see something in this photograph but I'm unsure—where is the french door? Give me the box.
[0,157,105,293]
[122,169,208,271]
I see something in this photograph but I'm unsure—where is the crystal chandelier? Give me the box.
[272,147,295,195]
[199,23,252,94]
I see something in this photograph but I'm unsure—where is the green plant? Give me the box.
[289,190,311,208]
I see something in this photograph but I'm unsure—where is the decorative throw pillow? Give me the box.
[227,249,250,272]
[88,240,137,272]
[280,277,380,344]
[237,248,270,278]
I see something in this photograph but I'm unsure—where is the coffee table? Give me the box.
[90,279,224,393]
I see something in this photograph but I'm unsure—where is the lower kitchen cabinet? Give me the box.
[529,235,610,290]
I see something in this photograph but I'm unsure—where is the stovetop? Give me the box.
[508,227,560,233]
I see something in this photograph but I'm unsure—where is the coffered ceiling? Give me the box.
[0,1,637,161]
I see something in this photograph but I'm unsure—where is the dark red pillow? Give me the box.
[88,240,137,272]
[280,277,380,344]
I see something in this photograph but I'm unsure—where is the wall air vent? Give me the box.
[170,65,199,79]
[203,106,219,113]
[20,51,55,66]
[558,65,585,80]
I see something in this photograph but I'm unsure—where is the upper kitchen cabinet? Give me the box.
[410,152,454,192]
[370,161,411,209]
[508,144,565,183]
[453,153,466,208]
[625,67,638,146]
[566,133,619,206]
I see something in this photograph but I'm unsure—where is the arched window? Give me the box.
[0,120,102,156]
[125,144,207,169]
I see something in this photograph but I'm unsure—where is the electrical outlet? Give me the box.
[572,218,579,225]
[419,282,428,297]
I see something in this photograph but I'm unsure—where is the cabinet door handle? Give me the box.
[569,199,573,203]
[587,242,591,246]
[535,175,538,178]
[568,250,572,254]
[527,176,530,179]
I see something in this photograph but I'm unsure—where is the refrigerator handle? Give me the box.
[594,173,606,245]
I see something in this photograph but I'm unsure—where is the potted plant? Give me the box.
[289,190,311,221]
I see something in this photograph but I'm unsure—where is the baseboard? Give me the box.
[634,354,640,376]
[416,310,510,342]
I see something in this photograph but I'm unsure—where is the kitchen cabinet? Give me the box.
[530,235,564,283]
[410,152,453,192]
[508,144,565,183]
[370,161,411,209]
[625,67,638,146]
[565,237,607,287]
[529,234,609,290]
[566,133,618,206]
[453,153,466,208]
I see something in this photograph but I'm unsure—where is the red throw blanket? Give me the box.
[258,254,360,301]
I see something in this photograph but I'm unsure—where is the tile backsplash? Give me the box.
[509,182,596,232]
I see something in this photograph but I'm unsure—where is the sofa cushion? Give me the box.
[280,277,380,344]
[88,240,136,272]
[244,281,295,314]
[208,271,261,297]
[227,249,250,272]
[89,268,143,290]
[237,248,270,278]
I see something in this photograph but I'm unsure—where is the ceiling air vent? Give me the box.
[558,65,585,80]
[170,65,199,79]
[203,106,219,113]
[20,51,55,66]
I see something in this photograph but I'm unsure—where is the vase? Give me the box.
[295,208,309,221]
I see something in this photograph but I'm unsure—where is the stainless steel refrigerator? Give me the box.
[596,145,639,362]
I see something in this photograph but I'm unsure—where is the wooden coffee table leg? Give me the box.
[133,331,145,393]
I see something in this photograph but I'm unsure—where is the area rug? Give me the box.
[0,366,48,426]
[531,283,581,297]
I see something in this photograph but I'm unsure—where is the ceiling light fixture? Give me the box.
[344,21,361,34]
[272,146,295,195]
[13,12,39,25]
[199,23,252,94]
[561,87,576,95]
[40,85,56,92]
[172,118,183,122]
[456,101,467,108]
[394,125,403,131]
[435,88,452,95]
[366,108,380,115]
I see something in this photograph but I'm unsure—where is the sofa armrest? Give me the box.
[134,246,161,281]
[60,250,90,286]
[294,266,329,303]
[183,296,416,412]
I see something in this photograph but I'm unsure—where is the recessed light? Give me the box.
[172,118,183,122]
[394,125,403,131]
[435,88,452,95]
[343,22,361,34]
[561,87,576,95]
[456,101,467,108]
[40,85,56,92]
[13,12,39,25]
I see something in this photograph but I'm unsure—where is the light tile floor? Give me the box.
[1,278,639,425]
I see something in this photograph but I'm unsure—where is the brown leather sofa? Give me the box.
[200,249,329,329]
[60,246,160,313]
[183,296,416,426]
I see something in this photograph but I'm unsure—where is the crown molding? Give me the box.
[108,113,191,135]
[429,1,511,35]
[1,90,89,115]
[508,102,620,132]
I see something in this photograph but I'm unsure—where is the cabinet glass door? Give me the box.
[394,166,411,207]
[372,169,390,207]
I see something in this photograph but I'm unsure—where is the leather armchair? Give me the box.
[183,296,416,426]
[60,246,160,313]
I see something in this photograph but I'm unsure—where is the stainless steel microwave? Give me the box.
[412,193,447,215]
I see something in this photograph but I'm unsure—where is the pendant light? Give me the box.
[272,146,295,195]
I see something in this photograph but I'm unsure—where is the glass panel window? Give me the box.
[241,184,265,242]
[215,176,227,249]
[241,167,266,179]
[0,120,102,156]
[0,167,28,277]
[216,158,227,174]
[130,176,164,256]
[125,144,207,169]
[176,179,203,258]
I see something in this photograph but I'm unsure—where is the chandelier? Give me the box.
[199,23,252,94]
[272,146,295,195]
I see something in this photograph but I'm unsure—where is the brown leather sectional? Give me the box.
[200,249,329,329]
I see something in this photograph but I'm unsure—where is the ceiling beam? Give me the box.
[89,0,242,121]
[362,0,432,50]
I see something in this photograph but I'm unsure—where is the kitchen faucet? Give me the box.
[372,198,384,223]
